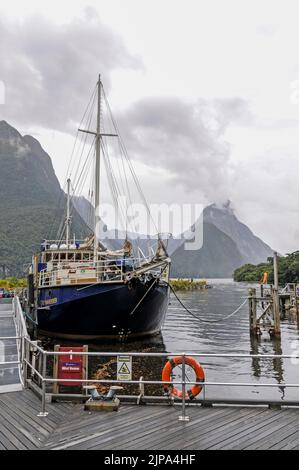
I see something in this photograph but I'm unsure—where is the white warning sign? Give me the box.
[117,355,132,381]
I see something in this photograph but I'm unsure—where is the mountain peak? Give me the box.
[205,200,235,216]
[204,200,273,265]
[23,134,46,157]
[0,120,22,140]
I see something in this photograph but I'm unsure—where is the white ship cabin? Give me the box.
[35,238,170,288]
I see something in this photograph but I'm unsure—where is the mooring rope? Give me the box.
[167,282,248,324]
[24,311,38,326]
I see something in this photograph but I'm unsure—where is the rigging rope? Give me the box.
[102,88,160,236]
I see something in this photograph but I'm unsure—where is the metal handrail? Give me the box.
[0,336,21,340]
[11,297,30,387]
[0,361,20,366]
[7,298,299,420]
[21,336,299,420]
[29,346,299,359]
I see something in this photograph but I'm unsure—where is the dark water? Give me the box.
[45,280,299,402]
[162,279,299,402]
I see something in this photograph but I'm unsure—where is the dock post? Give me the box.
[272,252,281,337]
[52,345,60,395]
[248,288,257,335]
[178,353,189,422]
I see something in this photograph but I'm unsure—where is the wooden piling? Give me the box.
[272,252,281,336]
[248,288,257,334]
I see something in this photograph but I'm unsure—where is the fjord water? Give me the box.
[162,279,299,402]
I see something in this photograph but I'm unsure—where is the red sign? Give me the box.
[58,347,84,386]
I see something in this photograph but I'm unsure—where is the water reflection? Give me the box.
[250,335,285,399]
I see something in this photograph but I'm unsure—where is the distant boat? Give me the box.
[29,75,171,340]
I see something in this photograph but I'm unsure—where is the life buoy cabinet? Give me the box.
[162,356,205,400]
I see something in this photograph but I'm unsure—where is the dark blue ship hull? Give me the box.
[37,279,170,340]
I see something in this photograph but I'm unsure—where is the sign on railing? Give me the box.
[53,345,88,393]
[117,355,132,381]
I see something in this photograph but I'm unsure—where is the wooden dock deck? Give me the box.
[0,389,299,450]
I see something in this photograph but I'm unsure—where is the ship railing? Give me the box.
[38,256,165,287]
[20,340,299,420]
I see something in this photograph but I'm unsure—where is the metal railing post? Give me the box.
[178,353,190,422]
[202,379,206,404]
[38,352,48,417]
[23,338,29,387]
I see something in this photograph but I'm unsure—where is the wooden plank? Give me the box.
[129,407,242,450]
[199,408,276,450]
[20,389,71,424]
[107,407,215,450]
[251,413,299,450]
[0,413,36,450]
[0,395,51,448]
[156,407,265,451]
[108,407,214,450]
[0,421,28,450]
[48,404,137,438]
[41,405,137,447]
[271,427,299,450]
[44,406,166,450]
[12,391,64,426]
[244,410,299,449]
[68,407,173,450]
[43,410,137,448]
[0,394,53,436]
[216,409,289,450]
[0,429,19,450]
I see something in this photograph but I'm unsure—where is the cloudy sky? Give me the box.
[1,0,299,253]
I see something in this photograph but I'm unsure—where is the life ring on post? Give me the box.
[162,356,205,400]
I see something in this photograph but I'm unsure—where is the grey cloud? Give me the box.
[0,10,142,132]
[256,24,279,36]
[213,97,254,133]
[116,96,251,202]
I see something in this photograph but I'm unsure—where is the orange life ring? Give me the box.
[162,356,205,400]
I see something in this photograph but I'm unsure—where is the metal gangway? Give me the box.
[0,297,29,393]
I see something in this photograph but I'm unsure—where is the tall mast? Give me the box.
[66,177,71,248]
[94,74,101,262]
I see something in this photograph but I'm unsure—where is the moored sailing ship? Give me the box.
[29,75,171,340]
